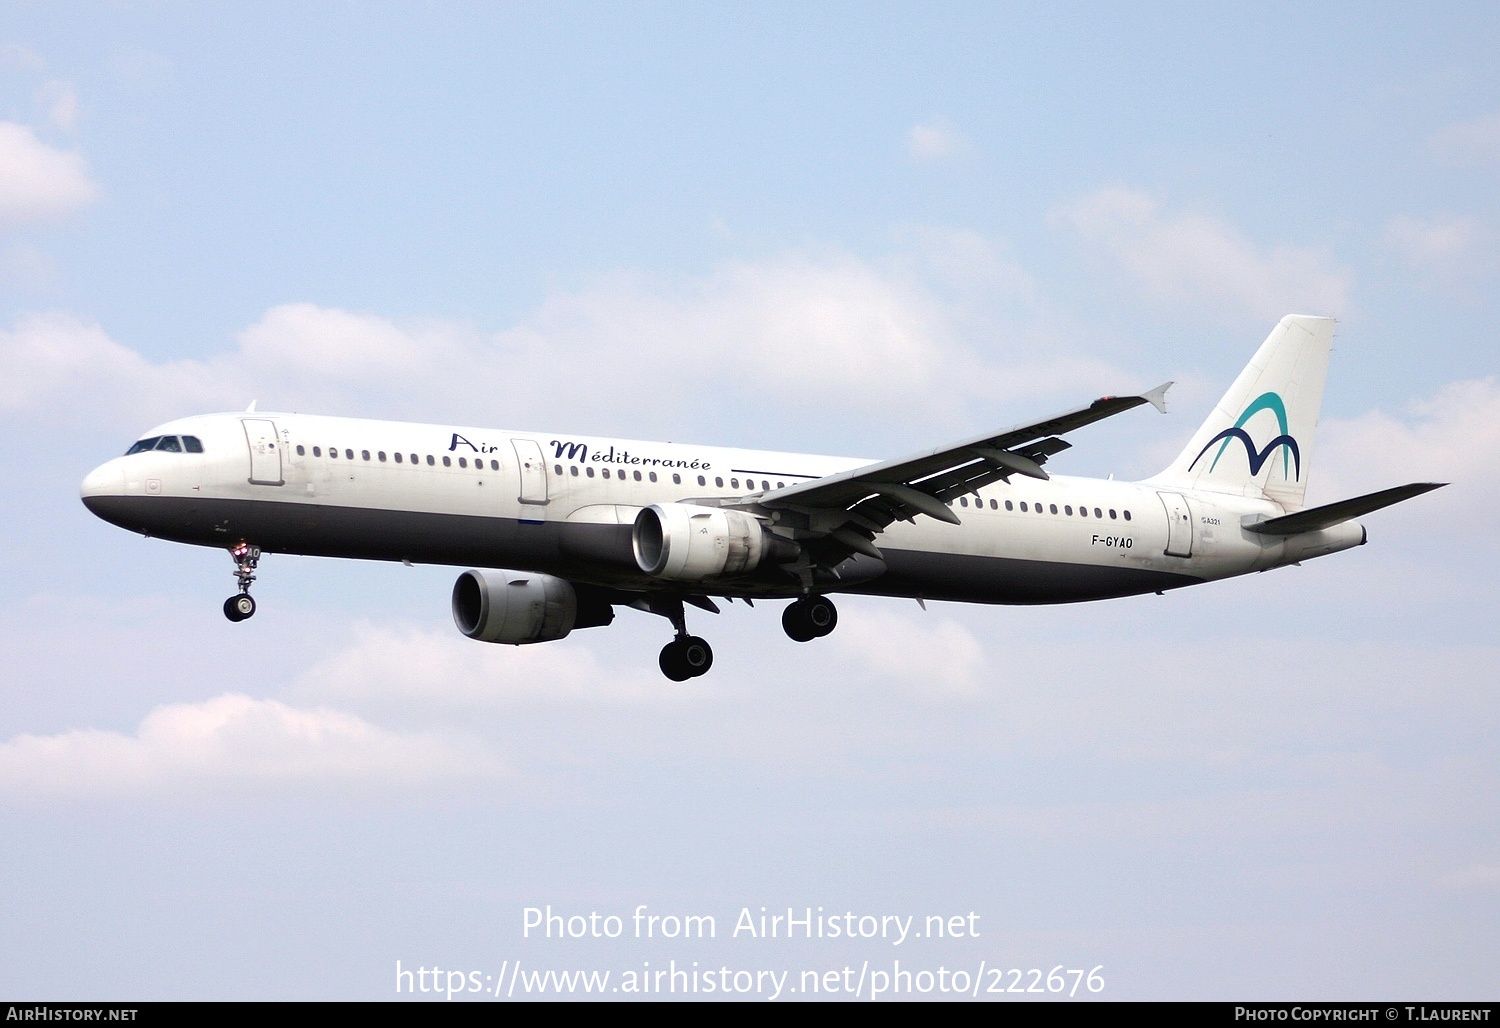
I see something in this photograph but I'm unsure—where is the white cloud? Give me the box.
[0,311,232,421]
[1316,377,1500,537]
[1381,214,1488,289]
[2,241,1137,438]
[237,302,434,379]
[0,121,98,224]
[0,693,500,800]
[1055,187,1351,321]
[832,608,985,697]
[292,621,667,710]
[1430,110,1500,165]
[907,121,966,160]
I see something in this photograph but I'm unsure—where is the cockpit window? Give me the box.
[125,434,203,455]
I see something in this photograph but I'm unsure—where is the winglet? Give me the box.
[1141,381,1172,414]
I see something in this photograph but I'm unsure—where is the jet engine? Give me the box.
[452,569,580,644]
[632,503,797,581]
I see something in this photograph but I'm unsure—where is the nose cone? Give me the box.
[80,459,126,514]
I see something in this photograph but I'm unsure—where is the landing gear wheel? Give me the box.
[659,636,714,681]
[679,635,713,677]
[224,543,262,623]
[782,596,837,641]
[804,596,837,637]
[224,594,256,622]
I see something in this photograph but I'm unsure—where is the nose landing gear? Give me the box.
[783,595,837,642]
[223,542,261,622]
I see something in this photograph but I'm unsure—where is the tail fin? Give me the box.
[1153,315,1334,510]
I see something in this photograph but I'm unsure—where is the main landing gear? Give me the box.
[223,542,261,622]
[782,595,838,642]
[642,595,714,681]
[660,635,713,682]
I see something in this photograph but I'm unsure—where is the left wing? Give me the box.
[734,382,1172,572]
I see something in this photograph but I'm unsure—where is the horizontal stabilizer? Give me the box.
[1243,482,1446,536]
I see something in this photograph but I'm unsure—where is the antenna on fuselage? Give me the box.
[245,400,257,413]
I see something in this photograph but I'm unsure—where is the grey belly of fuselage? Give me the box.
[83,494,1203,605]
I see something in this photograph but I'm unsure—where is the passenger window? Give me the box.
[427,455,435,466]
[730,478,739,489]
[1065,505,1073,515]
[959,496,968,507]
[1020,501,1028,512]
[602,468,610,479]
[698,475,706,486]
[155,436,182,452]
[778,482,785,489]
[296,445,306,456]
[554,465,562,475]
[569,466,577,476]
[394,452,402,463]
[378,451,387,462]
[586,467,594,477]
[634,470,642,481]
[460,457,468,468]
[1005,500,1013,511]
[183,436,204,453]
[1050,504,1058,514]
[490,460,499,471]
[1109,509,1117,519]
[990,499,997,509]
[652,473,660,483]
[443,456,451,467]
[715,477,724,488]
[1124,510,1132,521]
[1094,508,1103,518]
[411,454,419,465]
[345,449,353,460]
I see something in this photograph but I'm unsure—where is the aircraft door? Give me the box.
[512,438,548,505]
[243,419,284,486]
[1158,491,1193,557]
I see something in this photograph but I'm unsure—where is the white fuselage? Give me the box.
[80,411,1365,606]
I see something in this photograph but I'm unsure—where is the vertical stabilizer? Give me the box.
[1153,315,1334,510]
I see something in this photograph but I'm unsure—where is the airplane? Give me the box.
[80,315,1443,680]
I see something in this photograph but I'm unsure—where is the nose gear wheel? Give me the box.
[224,542,262,622]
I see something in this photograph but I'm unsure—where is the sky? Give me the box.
[1,1,1498,1001]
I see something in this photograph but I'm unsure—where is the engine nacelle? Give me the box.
[451,569,577,644]
[633,503,794,581]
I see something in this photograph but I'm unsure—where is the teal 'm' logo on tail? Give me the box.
[1188,391,1301,480]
